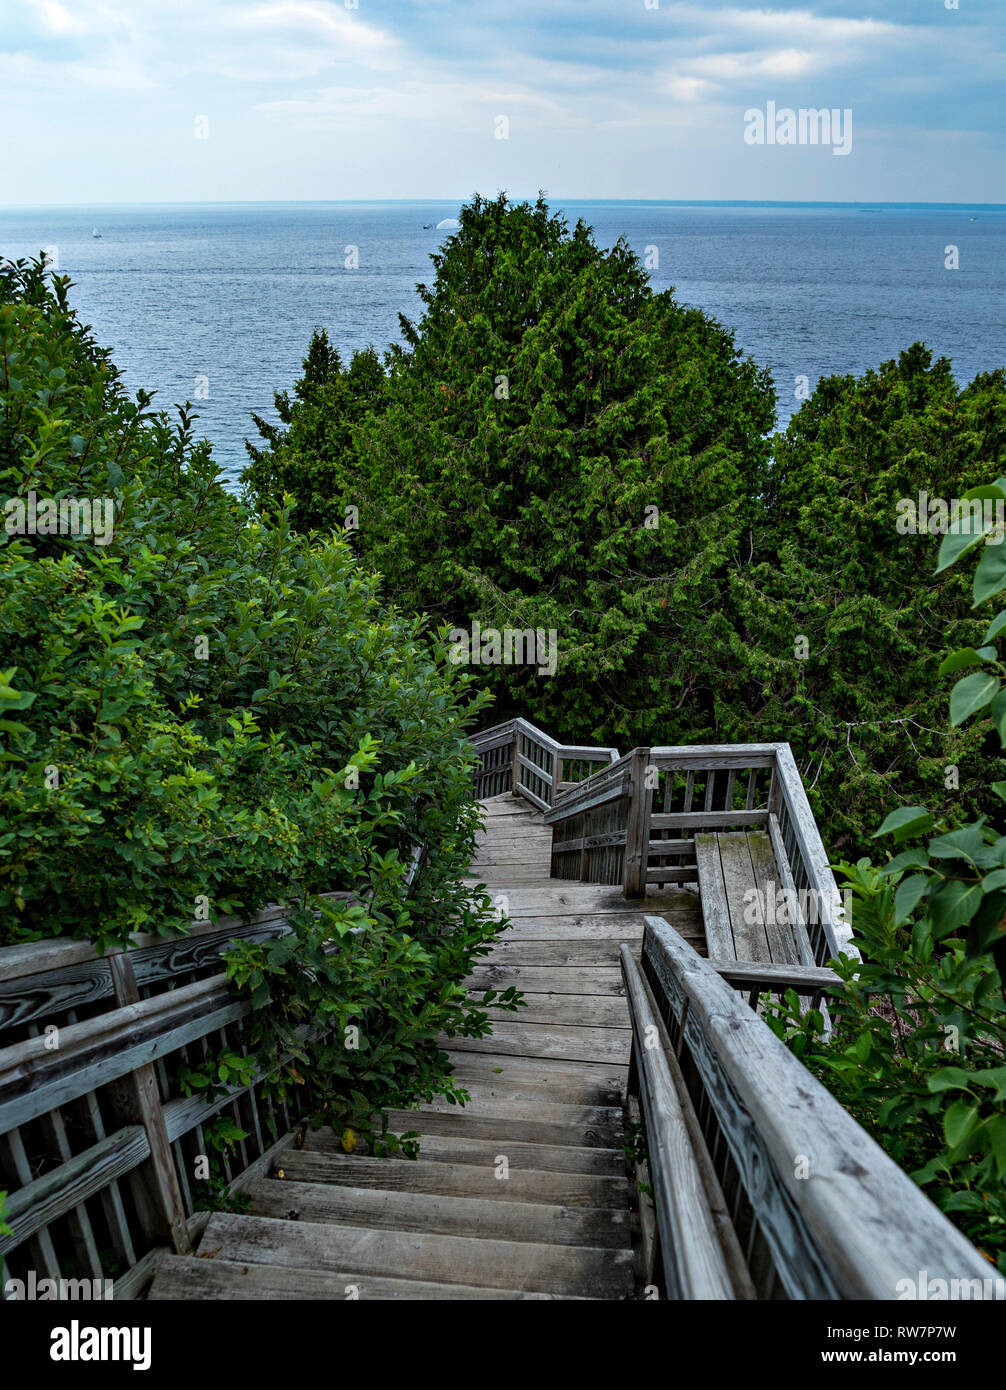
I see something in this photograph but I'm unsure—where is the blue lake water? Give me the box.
[2,200,1004,486]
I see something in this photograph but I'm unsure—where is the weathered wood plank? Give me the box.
[149,1254,582,1300]
[0,973,246,1132]
[705,959,840,994]
[304,1129,625,1177]
[640,915,993,1299]
[651,810,769,830]
[746,829,800,966]
[272,1151,628,1209]
[247,1178,632,1248]
[620,946,738,1299]
[188,1212,635,1297]
[443,1020,631,1066]
[693,835,735,958]
[465,965,624,995]
[381,1101,623,1150]
[485,994,629,1030]
[717,832,771,962]
[444,1053,627,1107]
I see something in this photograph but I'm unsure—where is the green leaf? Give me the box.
[973,540,1006,607]
[949,672,999,725]
[943,1099,980,1153]
[873,807,933,841]
[878,849,931,876]
[937,647,987,677]
[893,874,928,926]
[927,1067,974,1094]
[928,879,984,936]
[936,511,993,572]
[983,610,1006,644]
[928,824,985,865]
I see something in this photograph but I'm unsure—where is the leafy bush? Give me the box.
[766,480,1006,1269]
[0,256,511,1137]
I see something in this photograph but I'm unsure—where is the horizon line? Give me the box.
[2,198,1005,211]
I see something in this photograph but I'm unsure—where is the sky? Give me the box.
[1,0,1004,204]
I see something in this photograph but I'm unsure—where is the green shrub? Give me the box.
[766,480,1006,1269]
[0,256,512,1136]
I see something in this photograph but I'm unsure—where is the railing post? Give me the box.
[105,953,192,1255]
[623,748,652,898]
[551,754,564,808]
[510,720,521,797]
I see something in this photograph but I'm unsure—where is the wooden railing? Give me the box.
[0,891,366,1301]
[470,717,619,811]
[623,917,994,1299]
[535,739,853,966]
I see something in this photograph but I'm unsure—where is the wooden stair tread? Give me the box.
[246,1177,632,1247]
[269,1152,629,1207]
[303,1129,626,1176]
[180,1212,635,1298]
[148,1255,586,1300]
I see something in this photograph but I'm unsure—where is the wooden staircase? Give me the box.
[148,795,703,1300]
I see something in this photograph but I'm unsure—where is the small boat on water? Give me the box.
[92,227,101,238]
[423,223,434,229]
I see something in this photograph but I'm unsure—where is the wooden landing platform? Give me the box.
[149,795,704,1301]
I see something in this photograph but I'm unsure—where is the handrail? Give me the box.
[0,852,426,1298]
[528,736,854,965]
[470,716,620,809]
[633,915,993,1299]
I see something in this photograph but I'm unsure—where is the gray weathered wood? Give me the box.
[640,915,993,1299]
[620,945,737,1299]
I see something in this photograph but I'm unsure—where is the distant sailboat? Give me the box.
[92,227,101,238]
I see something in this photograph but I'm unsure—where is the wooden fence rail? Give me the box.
[470,717,619,809]
[0,878,382,1301]
[528,736,854,966]
[626,916,994,1299]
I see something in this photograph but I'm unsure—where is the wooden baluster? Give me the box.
[104,953,192,1255]
[623,748,652,898]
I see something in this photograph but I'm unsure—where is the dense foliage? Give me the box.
[767,487,1006,1270]
[0,256,512,1140]
[246,193,1006,859]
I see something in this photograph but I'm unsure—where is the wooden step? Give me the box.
[247,1177,633,1248]
[186,1212,635,1298]
[444,1020,632,1066]
[303,1100,623,1151]
[303,1129,625,1176]
[466,964,625,995]
[399,1097,625,1147]
[485,994,630,1029]
[478,938,657,967]
[445,1053,627,1106]
[269,1152,629,1209]
[436,1077,623,1113]
[149,1254,578,1300]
